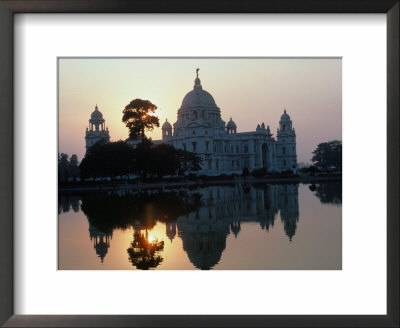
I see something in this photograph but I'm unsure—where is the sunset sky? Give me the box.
[58,58,341,164]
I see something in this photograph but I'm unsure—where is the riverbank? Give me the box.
[59,175,341,194]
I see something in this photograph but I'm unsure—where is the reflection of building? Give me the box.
[127,70,297,174]
[166,222,177,242]
[75,183,300,269]
[85,104,110,151]
[278,185,299,241]
[177,207,230,270]
[176,184,299,269]
[88,223,113,263]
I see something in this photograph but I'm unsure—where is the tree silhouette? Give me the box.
[122,99,159,140]
[58,153,69,182]
[311,140,342,171]
[80,140,136,179]
[80,190,203,233]
[132,138,154,180]
[68,154,80,180]
[176,149,202,175]
[127,230,164,270]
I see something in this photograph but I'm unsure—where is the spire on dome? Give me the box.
[194,68,202,90]
[95,104,98,110]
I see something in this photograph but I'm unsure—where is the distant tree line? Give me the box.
[58,153,80,182]
[79,139,202,180]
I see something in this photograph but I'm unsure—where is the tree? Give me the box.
[58,153,69,182]
[151,144,180,178]
[133,143,201,179]
[122,99,159,141]
[132,139,154,180]
[80,141,136,179]
[176,149,202,176]
[251,167,267,178]
[311,140,342,171]
[68,154,80,180]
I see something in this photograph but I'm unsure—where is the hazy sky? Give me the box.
[58,58,341,163]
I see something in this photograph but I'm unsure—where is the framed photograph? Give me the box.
[0,0,398,327]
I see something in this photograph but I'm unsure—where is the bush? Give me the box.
[251,168,267,178]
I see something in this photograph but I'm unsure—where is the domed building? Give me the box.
[85,104,110,151]
[157,69,297,175]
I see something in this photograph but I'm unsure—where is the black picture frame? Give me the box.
[0,1,398,327]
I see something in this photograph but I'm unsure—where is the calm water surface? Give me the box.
[58,182,341,270]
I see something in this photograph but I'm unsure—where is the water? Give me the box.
[58,181,341,270]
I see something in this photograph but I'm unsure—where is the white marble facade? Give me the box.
[158,70,297,175]
[88,70,297,175]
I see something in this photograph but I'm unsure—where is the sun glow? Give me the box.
[147,234,154,243]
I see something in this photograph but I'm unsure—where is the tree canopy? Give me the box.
[80,140,136,179]
[79,140,202,180]
[122,99,159,140]
[58,153,80,182]
[311,140,342,171]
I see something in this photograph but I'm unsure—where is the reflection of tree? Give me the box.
[77,190,201,265]
[80,190,203,234]
[310,181,342,205]
[127,230,164,270]
[58,195,81,214]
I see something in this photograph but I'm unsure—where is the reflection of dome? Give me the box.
[226,118,237,130]
[280,109,291,121]
[180,75,218,109]
[162,119,172,129]
[90,105,104,121]
[183,232,227,270]
[177,216,229,270]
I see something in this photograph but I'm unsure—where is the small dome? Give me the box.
[226,117,237,129]
[162,119,172,129]
[91,105,104,121]
[281,109,291,121]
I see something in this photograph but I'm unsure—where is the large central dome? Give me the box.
[180,75,218,110]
